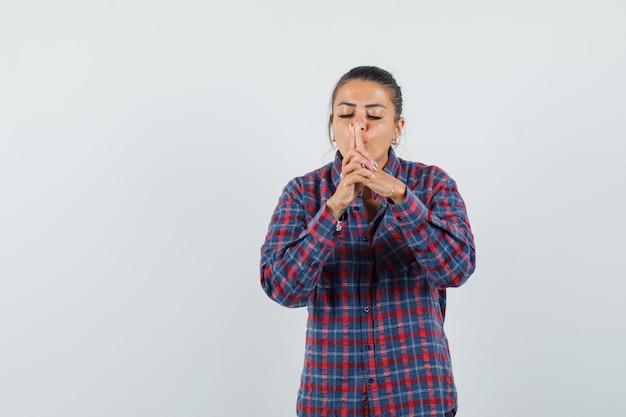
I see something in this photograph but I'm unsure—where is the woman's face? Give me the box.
[331,79,404,166]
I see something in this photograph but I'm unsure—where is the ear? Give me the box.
[329,113,334,125]
[395,117,405,138]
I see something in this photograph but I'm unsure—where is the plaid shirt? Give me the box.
[260,150,476,417]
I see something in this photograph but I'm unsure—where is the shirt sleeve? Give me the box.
[260,179,341,308]
[386,167,476,289]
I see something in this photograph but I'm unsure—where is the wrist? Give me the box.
[326,197,345,219]
[389,179,407,204]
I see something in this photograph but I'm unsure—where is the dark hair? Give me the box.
[328,66,403,144]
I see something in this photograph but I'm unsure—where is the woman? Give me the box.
[260,66,476,417]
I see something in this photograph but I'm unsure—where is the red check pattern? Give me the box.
[261,150,476,417]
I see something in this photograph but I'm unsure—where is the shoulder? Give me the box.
[397,158,462,201]
[282,161,334,195]
[399,157,454,183]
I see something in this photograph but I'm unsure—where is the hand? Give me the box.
[346,123,406,203]
[327,124,407,217]
[327,124,377,216]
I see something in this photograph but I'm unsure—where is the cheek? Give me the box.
[370,125,395,140]
[331,120,350,135]
[331,122,353,146]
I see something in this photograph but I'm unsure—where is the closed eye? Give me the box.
[338,114,354,119]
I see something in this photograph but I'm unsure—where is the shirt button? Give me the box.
[310,263,318,269]
[365,345,371,351]
[363,307,370,313]
[396,216,403,222]
[362,236,368,242]
[368,378,375,384]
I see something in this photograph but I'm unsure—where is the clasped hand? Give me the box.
[328,123,402,217]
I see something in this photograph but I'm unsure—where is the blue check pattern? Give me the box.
[261,150,476,417]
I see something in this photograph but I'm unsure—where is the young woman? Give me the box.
[260,66,476,417]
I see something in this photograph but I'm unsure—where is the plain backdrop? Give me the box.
[1,1,625,416]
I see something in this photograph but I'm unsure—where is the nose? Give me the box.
[354,113,367,130]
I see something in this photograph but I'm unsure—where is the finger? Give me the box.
[349,123,357,151]
[352,124,377,169]
[354,123,366,153]
[342,151,374,174]
[341,148,354,170]
[344,174,375,189]
[340,155,359,177]
[346,163,377,182]
[342,125,357,170]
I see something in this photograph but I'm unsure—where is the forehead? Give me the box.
[334,80,393,107]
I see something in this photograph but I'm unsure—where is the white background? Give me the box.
[1,1,625,416]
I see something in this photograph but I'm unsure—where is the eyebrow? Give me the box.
[336,102,387,109]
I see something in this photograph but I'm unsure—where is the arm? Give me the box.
[261,123,376,308]
[386,167,476,289]
[260,180,340,308]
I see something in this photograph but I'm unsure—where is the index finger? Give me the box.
[354,124,366,153]
[349,123,357,151]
